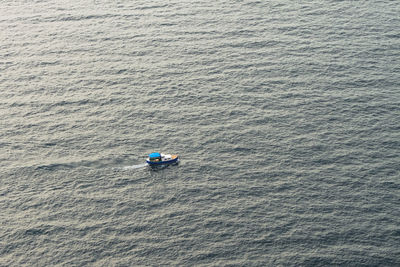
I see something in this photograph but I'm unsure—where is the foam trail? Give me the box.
[121,163,147,170]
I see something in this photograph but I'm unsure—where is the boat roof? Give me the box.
[149,152,161,158]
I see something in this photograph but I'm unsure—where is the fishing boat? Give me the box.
[146,152,179,166]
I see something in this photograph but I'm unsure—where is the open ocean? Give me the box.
[1,0,399,266]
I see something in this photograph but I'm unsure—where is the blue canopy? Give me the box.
[149,152,161,159]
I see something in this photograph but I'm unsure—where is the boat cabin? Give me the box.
[148,152,162,162]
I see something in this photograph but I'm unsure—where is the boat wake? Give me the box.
[34,160,149,172]
[120,163,148,170]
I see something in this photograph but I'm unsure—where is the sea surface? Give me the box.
[1,0,399,266]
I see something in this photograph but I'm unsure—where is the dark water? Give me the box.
[1,0,399,265]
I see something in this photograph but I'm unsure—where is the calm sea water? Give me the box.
[1,0,399,265]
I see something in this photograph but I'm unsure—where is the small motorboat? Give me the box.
[146,152,179,166]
